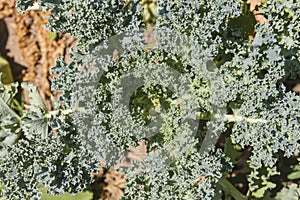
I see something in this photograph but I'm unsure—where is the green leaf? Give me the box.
[224,138,242,164]
[218,177,248,200]
[275,183,300,200]
[0,81,20,148]
[288,165,300,180]
[0,94,20,121]
[49,32,57,41]
[40,188,93,200]
[0,57,14,85]
[252,181,276,198]
[0,80,20,132]
[21,83,48,139]
[21,83,47,112]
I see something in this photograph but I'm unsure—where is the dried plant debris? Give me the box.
[91,166,126,200]
[0,0,76,110]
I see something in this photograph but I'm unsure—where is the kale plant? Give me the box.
[0,0,298,199]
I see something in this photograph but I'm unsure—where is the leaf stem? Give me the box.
[218,177,248,200]
[214,113,267,123]
[197,112,267,123]
[45,107,87,119]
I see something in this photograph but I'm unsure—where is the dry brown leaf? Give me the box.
[247,0,267,40]
[247,0,262,11]
[91,166,126,200]
[0,0,77,110]
[127,141,148,161]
